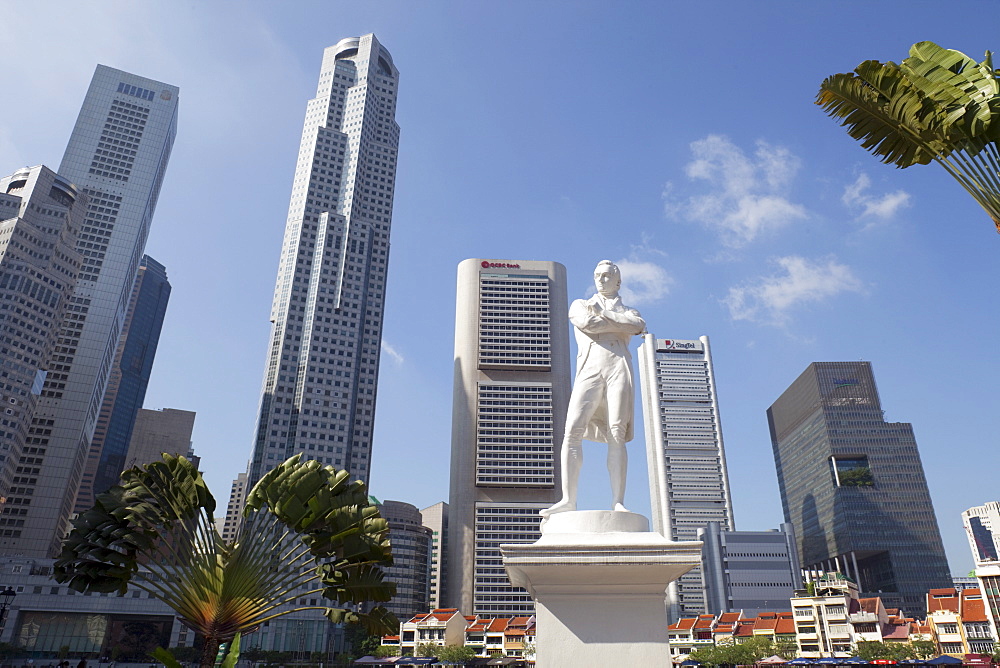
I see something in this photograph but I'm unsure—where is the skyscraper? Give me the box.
[421,502,449,610]
[378,499,432,621]
[767,361,950,617]
[247,34,400,489]
[963,502,1000,640]
[448,258,570,616]
[75,255,170,512]
[0,66,178,558]
[0,166,85,539]
[637,335,734,619]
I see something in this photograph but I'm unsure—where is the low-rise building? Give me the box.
[397,608,467,656]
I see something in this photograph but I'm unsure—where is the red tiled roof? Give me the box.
[506,629,526,636]
[961,597,988,622]
[383,635,399,641]
[735,621,756,637]
[775,618,796,635]
[718,612,742,623]
[859,597,880,613]
[669,617,699,631]
[882,624,910,640]
[488,618,510,632]
[695,617,714,629]
[927,595,959,613]
[754,618,779,631]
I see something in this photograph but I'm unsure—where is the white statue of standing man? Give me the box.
[541,260,646,518]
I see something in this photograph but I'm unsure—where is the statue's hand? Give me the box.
[589,300,603,316]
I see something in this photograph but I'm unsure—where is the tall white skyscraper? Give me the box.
[421,501,449,610]
[964,502,1000,640]
[638,334,734,619]
[448,258,570,616]
[248,34,400,489]
[0,67,178,557]
[0,166,85,539]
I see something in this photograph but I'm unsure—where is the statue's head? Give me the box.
[594,260,621,298]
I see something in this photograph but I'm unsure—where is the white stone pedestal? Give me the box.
[502,511,702,668]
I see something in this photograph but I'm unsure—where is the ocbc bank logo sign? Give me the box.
[481,261,521,269]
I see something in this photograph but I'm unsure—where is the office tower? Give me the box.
[0,166,85,535]
[699,522,801,616]
[965,503,1000,566]
[124,407,195,469]
[768,361,950,617]
[378,499,432,620]
[75,255,170,512]
[964,502,1000,640]
[421,502,449,609]
[448,258,570,616]
[637,335,735,619]
[247,34,400,490]
[0,67,179,558]
[220,472,249,543]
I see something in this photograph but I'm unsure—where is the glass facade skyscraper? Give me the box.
[0,66,178,558]
[75,255,170,512]
[767,361,950,617]
[247,34,399,489]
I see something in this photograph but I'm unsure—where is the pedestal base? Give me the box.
[502,511,701,667]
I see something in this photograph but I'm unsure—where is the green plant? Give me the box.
[435,645,477,664]
[373,645,400,658]
[818,41,1000,232]
[54,454,397,668]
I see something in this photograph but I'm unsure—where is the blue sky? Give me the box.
[4,1,999,575]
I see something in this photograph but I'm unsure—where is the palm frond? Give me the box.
[817,40,1000,232]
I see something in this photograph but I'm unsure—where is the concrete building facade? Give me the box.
[638,334,734,619]
[421,501,449,610]
[447,258,570,615]
[1,66,178,558]
[219,472,248,544]
[247,34,400,489]
[124,407,195,469]
[0,166,84,532]
[768,361,951,617]
[699,521,801,617]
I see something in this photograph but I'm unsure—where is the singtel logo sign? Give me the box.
[661,339,698,350]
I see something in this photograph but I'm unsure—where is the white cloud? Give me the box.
[667,135,808,247]
[723,256,865,325]
[381,340,404,365]
[614,259,674,306]
[842,173,910,220]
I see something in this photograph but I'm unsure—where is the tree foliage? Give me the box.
[53,454,397,668]
[855,640,936,661]
[689,636,785,666]
[436,645,477,664]
[817,41,1000,232]
[415,642,439,657]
